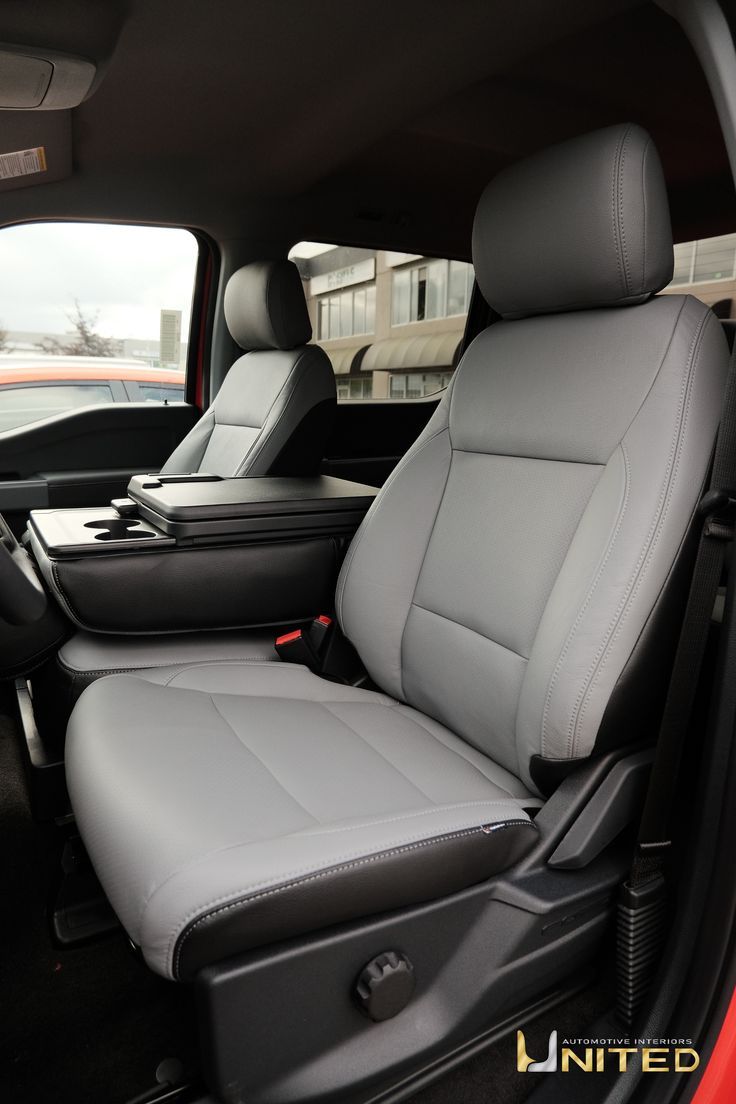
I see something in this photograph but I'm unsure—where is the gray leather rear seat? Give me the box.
[66,123,729,981]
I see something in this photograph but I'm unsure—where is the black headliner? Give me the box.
[0,0,731,255]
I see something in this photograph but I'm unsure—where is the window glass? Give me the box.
[340,292,353,337]
[426,260,447,321]
[392,269,411,326]
[353,288,366,335]
[138,383,185,402]
[0,382,114,432]
[692,234,736,283]
[0,222,198,432]
[665,233,736,318]
[290,242,473,401]
[365,284,376,333]
[671,241,695,285]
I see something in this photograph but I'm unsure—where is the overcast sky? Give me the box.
[0,223,198,340]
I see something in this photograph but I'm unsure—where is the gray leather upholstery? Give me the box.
[58,628,278,682]
[66,124,730,981]
[162,261,335,477]
[337,293,727,790]
[67,663,537,979]
[224,260,312,350]
[472,123,673,318]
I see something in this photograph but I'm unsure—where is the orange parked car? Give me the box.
[0,356,185,433]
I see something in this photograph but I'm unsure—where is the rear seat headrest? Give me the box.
[472,123,674,319]
[224,259,312,350]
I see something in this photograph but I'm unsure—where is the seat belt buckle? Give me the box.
[308,614,333,656]
[274,616,334,670]
[274,628,319,668]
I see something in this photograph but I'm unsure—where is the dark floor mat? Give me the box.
[409,977,615,1104]
[0,704,198,1104]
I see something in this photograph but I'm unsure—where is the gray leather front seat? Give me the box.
[66,123,729,982]
[51,259,335,691]
[162,258,336,477]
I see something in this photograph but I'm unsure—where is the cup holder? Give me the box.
[83,519,156,542]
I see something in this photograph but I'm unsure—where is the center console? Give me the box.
[28,474,378,634]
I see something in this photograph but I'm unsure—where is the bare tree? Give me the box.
[0,326,10,353]
[38,299,119,357]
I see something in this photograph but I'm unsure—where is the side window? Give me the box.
[0,382,114,432]
[663,233,736,317]
[289,243,474,401]
[0,222,199,432]
[136,383,186,403]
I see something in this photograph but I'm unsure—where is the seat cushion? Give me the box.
[66,661,538,979]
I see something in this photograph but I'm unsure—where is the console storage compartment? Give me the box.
[28,475,377,634]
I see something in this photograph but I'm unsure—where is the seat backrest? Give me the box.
[337,123,729,794]
[162,260,336,477]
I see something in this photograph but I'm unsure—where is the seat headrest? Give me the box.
[472,123,674,319]
[224,259,312,350]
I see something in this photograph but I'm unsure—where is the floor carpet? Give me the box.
[0,698,198,1104]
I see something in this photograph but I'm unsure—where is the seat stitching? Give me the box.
[161,818,532,933]
[59,652,277,676]
[452,448,605,465]
[144,798,526,929]
[211,418,262,430]
[539,444,630,757]
[399,441,455,700]
[539,297,688,756]
[170,820,537,977]
[235,348,323,476]
[411,601,528,661]
[319,701,438,806]
[385,701,529,797]
[208,694,322,826]
[156,816,534,972]
[157,659,304,687]
[298,799,525,838]
[335,425,450,625]
[611,125,629,297]
[618,125,634,294]
[640,137,650,294]
[572,309,712,747]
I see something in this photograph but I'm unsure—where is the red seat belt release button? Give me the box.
[274,628,318,667]
[309,614,333,655]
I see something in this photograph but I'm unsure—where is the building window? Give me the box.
[317,284,375,340]
[389,371,454,399]
[336,377,372,400]
[391,259,473,325]
[670,234,736,286]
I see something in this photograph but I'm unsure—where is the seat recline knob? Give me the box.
[355,950,415,1021]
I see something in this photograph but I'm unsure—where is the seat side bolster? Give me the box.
[237,344,336,477]
[159,407,216,475]
[170,819,537,980]
[515,299,728,781]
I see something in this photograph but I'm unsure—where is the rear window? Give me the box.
[0,222,198,431]
[289,243,473,401]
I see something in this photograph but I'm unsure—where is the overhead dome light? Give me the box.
[0,43,95,110]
